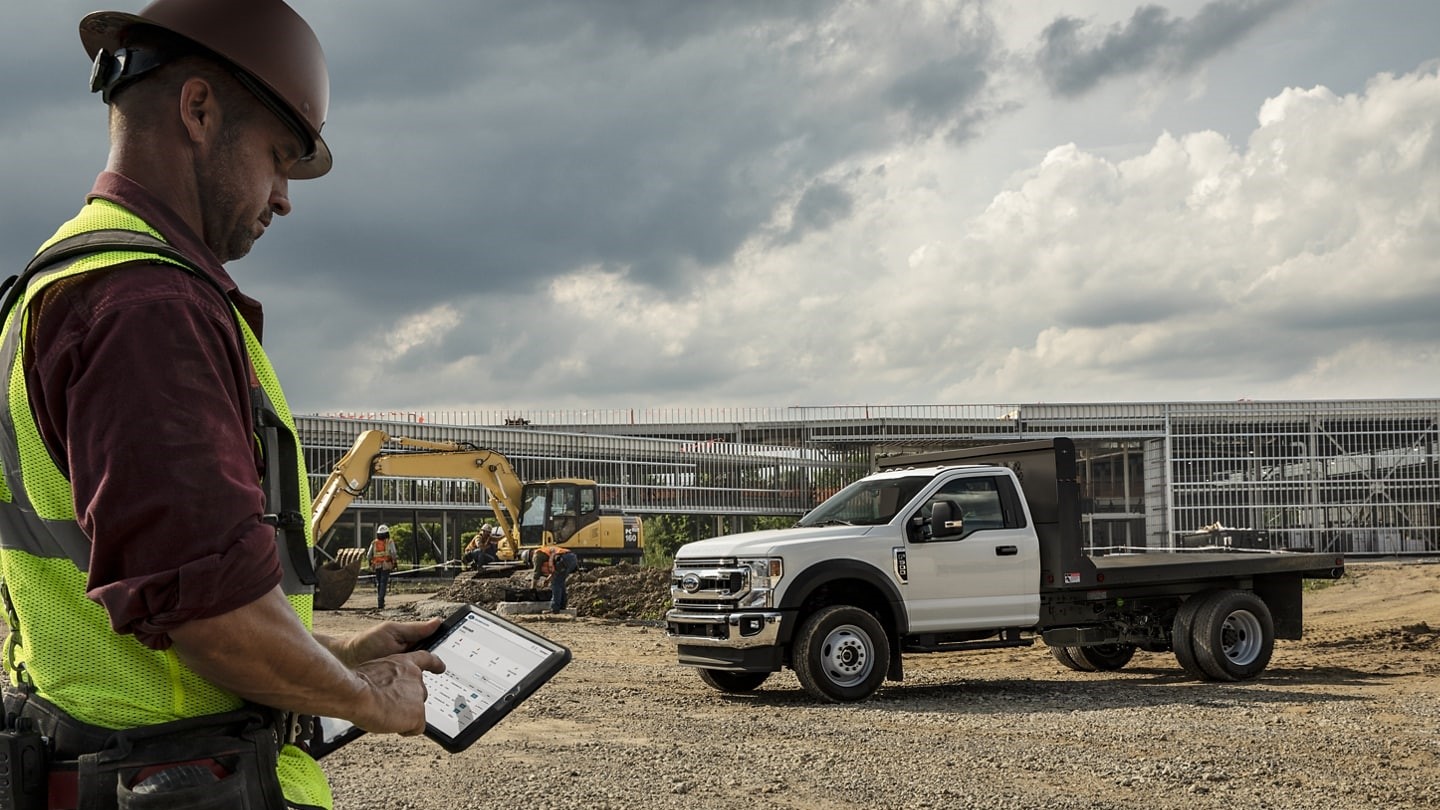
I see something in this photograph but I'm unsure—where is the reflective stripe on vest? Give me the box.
[536,545,571,575]
[0,199,330,808]
[370,538,395,566]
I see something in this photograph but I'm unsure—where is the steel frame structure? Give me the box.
[299,399,1439,557]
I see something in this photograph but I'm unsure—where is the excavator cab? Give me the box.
[518,480,600,547]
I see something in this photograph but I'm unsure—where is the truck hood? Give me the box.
[675,525,872,559]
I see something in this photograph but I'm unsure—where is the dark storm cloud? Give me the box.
[0,5,114,282]
[776,180,854,245]
[884,51,994,142]
[1055,289,1206,329]
[1266,290,1440,335]
[309,1,844,101]
[247,0,1008,305]
[1036,0,1300,97]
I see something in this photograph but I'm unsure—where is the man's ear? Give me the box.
[177,76,221,147]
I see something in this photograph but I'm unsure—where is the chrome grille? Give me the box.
[670,561,751,608]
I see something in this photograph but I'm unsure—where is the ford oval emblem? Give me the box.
[681,573,702,593]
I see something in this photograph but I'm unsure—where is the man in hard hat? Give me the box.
[0,2,444,808]
[367,525,399,609]
[462,523,490,570]
[462,524,502,570]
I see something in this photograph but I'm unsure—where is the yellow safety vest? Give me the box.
[0,199,331,809]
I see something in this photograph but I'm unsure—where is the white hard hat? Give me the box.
[490,526,505,538]
[376,524,390,535]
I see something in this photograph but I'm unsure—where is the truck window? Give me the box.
[796,474,932,527]
[915,476,1007,539]
[579,486,598,515]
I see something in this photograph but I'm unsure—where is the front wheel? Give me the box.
[697,669,770,693]
[1069,644,1136,671]
[792,605,890,703]
[1050,645,1089,672]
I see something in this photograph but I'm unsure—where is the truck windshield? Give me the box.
[796,475,933,527]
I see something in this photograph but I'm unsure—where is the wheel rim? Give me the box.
[1221,609,1264,665]
[820,624,874,688]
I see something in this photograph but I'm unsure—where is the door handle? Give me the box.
[995,545,1018,556]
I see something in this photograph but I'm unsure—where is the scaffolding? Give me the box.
[299,399,1440,557]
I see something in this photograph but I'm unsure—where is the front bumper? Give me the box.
[665,609,786,649]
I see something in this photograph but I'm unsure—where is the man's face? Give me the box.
[196,98,304,263]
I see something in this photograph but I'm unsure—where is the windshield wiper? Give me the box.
[804,518,854,527]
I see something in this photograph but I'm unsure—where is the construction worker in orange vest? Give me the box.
[367,525,399,609]
[530,545,579,612]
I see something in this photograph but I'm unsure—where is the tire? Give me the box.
[1191,590,1275,681]
[792,605,890,703]
[1050,645,1090,672]
[1171,595,1209,679]
[697,669,770,693]
[1069,644,1136,671]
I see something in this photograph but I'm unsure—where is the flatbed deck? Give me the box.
[1076,550,1344,588]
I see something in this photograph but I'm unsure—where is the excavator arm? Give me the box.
[310,429,526,546]
[306,428,640,610]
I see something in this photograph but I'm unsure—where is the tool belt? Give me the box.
[5,690,298,810]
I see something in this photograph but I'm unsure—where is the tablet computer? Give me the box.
[308,604,571,756]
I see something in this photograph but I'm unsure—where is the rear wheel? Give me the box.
[697,669,770,693]
[1171,595,1209,679]
[1191,590,1274,681]
[792,605,890,703]
[1069,644,1136,671]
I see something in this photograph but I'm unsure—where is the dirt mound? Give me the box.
[1310,620,1440,652]
[436,563,673,620]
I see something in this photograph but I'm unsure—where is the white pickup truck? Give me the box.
[665,439,1344,702]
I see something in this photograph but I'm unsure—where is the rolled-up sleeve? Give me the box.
[29,264,283,650]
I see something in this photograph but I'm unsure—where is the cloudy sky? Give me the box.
[4,0,1439,415]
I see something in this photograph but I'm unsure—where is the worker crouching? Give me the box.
[530,546,580,613]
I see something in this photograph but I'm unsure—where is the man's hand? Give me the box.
[319,618,443,669]
[350,650,447,735]
[171,587,445,734]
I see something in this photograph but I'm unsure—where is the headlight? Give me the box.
[741,557,783,588]
[737,557,783,607]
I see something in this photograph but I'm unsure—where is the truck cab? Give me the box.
[668,462,1043,700]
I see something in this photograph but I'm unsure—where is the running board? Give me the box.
[902,628,1034,654]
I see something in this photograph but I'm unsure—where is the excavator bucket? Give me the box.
[314,547,367,610]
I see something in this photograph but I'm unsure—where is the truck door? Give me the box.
[901,474,1040,632]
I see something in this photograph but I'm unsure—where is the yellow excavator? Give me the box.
[308,429,643,609]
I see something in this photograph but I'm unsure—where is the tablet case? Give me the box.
[308,603,572,757]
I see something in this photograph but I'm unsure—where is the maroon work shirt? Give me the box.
[26,172,284,649]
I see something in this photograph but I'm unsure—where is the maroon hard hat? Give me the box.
[80,0,332,179]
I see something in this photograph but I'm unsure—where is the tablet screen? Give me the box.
[307,605,570,757]
[422,607,569,746]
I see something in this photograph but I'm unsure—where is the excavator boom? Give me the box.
[309,429,525,544]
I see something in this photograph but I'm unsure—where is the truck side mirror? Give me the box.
[930,501,965,538]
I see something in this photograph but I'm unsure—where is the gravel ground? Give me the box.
[318,561,1440,810]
